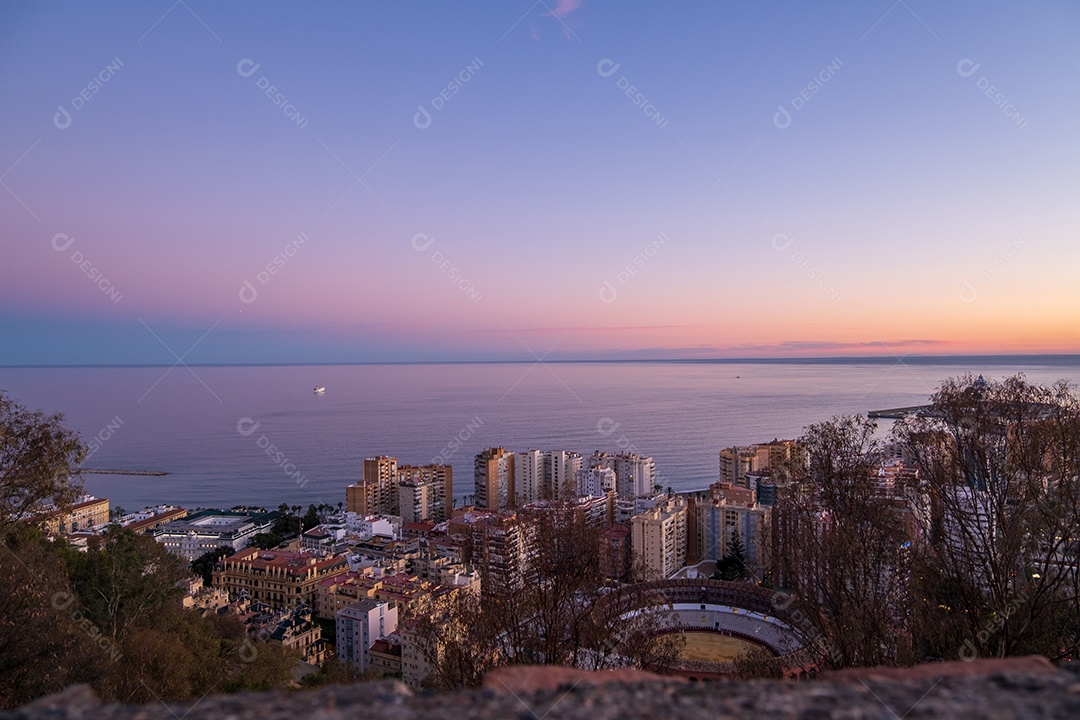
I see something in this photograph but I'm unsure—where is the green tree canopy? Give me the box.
[0,392,85,539]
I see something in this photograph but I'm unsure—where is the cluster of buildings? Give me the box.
[37,438,929,686]
[471,447,657,511]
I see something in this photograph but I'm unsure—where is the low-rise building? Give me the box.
[121,506,188,534]
[213,547,348,609]
[39,496,110,535]
[301,526,338,551]
[150,509,279,561]
[369,637,403,676]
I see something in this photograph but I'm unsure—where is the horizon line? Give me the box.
[4,353,1080,369]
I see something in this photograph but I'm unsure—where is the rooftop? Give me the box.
[224,548,346,576]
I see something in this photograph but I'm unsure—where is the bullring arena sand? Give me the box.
[678,632,761,662]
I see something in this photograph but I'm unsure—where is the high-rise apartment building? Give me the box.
[549,450,583,500]
[599,523,632,582]
[575,466,616,497]
[397,463,453,523]
[474,447,515,511]
[590,452,656,498]
[517,449,544,504]
[470,513,529,596]
[398,477,433,525]
[692,482,772,576]
[719,440,803,487]
[631,494,688,580]
[347,455,400,516]
[517,449,583,503]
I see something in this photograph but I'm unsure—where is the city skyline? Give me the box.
[3,1,1079,365]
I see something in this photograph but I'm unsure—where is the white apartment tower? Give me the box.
[575,466,616,498]
[517,449,583,503]
[590,452,656,498]
[336,599,399,672]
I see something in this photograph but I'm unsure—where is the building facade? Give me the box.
[397,463,453,523]
[212,547,348,609]
[471,513,529,596]
[150,509,279,561]
[347,455,400,517]
[39,496,110,535]
[693,483,772,576]
[590,452,656,498]
[474,447,515,511]
[631,495,688,580]
[719,440,803,488]
[575,466,616,498]
[517,449,582,503]
[336,599,399,672]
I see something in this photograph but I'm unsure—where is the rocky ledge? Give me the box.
[6,657,1080,720]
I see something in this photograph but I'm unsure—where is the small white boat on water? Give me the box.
[314,385,326,394]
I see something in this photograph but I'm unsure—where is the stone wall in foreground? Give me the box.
[5,657,1079,720]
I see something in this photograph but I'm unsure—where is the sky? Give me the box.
[2,1,1079,364]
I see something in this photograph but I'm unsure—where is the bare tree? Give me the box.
[776,415,916,668]
[894,374,1080,661]
[409,507,684,687]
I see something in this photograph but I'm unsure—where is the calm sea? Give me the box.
[2,359,1078,513]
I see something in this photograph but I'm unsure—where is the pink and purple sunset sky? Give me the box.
[2,1,1079,364]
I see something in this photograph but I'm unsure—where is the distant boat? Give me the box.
[314,385,326,394]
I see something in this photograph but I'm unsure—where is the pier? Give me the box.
[81,469,169,477]
[867,405,933,420]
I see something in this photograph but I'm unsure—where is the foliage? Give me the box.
[63,527,190,643]
[714,530,748,581]
[299,658,382,689]
[250,532,282,549]
[731,645,785,679]
[0,392,86,539]
[0,527,95,708]
[774,375,1080,669]
[272,512,301,538]
[302,504,320,531]
[191,546,234,585]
